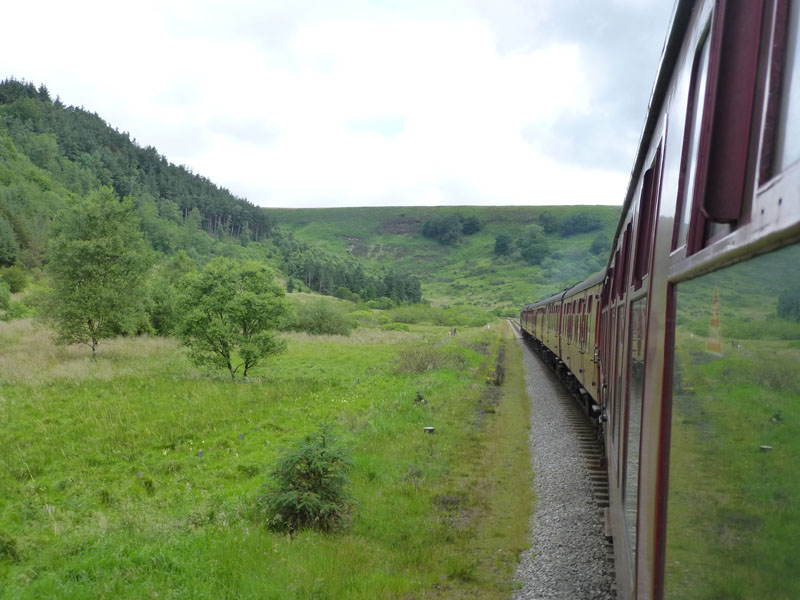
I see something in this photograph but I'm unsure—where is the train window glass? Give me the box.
[664,243,800,599]
[775,0,800,171]
[620,224,632,297]
[623,297,646,563]
[676,33,711,249]
[614,305,626,487]
[609,308,619,442]
[584,315,589,350]
[699,1,764,227]
[634,146,661,289]
[634,168,655,291]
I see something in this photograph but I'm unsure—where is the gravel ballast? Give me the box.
[512,329,616,600]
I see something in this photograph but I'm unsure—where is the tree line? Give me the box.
[0,77,273,269]
[276,232,421,304]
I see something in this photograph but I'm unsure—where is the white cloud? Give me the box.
[1,0,672,208]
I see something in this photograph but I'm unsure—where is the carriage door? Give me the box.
[623,145,661,580]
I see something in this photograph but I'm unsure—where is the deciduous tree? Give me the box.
[177,257,289,379]
[43,187,152,357]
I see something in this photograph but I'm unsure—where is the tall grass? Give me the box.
[0,319,531,599]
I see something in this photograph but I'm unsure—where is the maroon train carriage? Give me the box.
[520,0,800,598]
[521,271,604,417]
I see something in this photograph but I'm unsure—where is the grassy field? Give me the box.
[0,318,532,599]
[268,205,619,310]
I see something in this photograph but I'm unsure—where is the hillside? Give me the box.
[268,205,620,310]
[0,77,620,313]
[0,78,274,267]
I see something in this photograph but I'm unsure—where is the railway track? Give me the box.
[509,320,615,599]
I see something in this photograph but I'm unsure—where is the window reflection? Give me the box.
[775,0,800,171]
[665,243,800,599]
[676,34,711,248]
[624,297,646,560]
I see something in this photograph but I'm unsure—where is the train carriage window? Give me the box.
[675,2,767,251]
[774,0,800,171]
[634,146,661,290]
[581,313,588,352]
[675,32,711,249]
[664,243,800,598]
[624,298,647,563]
[567,313,572,344]
[617,225,632,299]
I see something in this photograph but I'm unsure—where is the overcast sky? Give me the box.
[2,0,675,208]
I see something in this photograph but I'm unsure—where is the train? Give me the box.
[519,0,800,598]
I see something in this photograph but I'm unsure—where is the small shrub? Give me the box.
[294,299,353,336]
[0,281,9,311]
[350,309,381,327]
[0,265,28,293]
[396,343,456,373]
[3,300,33,321]
[257,425,353,533]
[366,297,395,310]
[381,322,410,332]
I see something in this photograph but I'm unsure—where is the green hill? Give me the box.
[0,77,619,314]
[268,205,620,311]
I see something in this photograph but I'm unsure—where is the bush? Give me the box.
[0,216,18,267]
[590,233,611,255]
[494,233,512,256]
[2,301,32,321]
[257,425,353,533]
[334,286,361,302]
[492,306,519,318]
[0,266,27,293]
[560,213,602,236]
[422,215,463,245]
[366,297,395,310]
[0,281,9,311]
[350,309,381,327]
[381,322,410,332]
[777,286,800,321]
[539,211,560,234]
[461,216,483,235]
[146,276,181,335]
[518,226,550,265]
[294,299,353,336]
[395,343,458,373]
